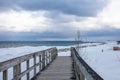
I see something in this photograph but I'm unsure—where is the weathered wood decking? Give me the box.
[36,56,73,80]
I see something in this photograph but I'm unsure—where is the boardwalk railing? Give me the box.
[0,47,57,80]
[71,47,103,80]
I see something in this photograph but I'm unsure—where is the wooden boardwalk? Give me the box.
[0,47,103,80]
[36,56,73,80]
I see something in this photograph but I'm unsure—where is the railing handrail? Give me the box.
[71,47,103,80]
[0,47,58,80]
[0,47,56,72]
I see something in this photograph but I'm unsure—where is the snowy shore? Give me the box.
[0,41,120,80]
[80,41,120,80]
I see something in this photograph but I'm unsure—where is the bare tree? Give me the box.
[75,30,80,53]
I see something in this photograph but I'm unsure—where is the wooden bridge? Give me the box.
[0,47,103,80]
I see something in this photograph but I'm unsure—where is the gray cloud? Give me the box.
[19,0,107,16]
[0,0,107,16]
[0,27,120,41]
[80,27,120,41]
[0,0,19,11]
[1,0,119,41]
[0,31,73,41]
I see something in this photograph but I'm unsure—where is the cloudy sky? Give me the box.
[0,0,120,41]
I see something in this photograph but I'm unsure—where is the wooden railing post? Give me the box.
[55,49,58,59]
[45,51,47,66]
[42,52,45,70]
[33,55,36,76]
[39,55,42,71]
[3,70,8,80]
[26,60,29,80]
[51,53,53,62]
[80,71,85,80]
[48,52,51,63]
[18,64,21,80]
[13,63,21,80]
[45,51,48,66]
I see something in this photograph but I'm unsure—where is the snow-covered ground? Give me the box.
[80,41,120,80]
[0,46,51,62]
[0,45,72,62]
[0,42,100,62]
[0,42,120,80]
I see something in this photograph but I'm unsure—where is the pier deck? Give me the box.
[36,56,73,80]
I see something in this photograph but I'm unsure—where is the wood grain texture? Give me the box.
[36,56,73,80]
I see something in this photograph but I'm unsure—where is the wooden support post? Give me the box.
[45,51,48,66]
[44,52,46,66]
[26,60,29,80]
[13,65,17,78]
[3,70,8,80]
[13,64,21,80]
[51,53,53,62]
[53,52,55,60]
[55,49,57,58]
[18,64,21,80]
[54,51,56,60]
[80,72,85,80]
[52,52,54,60]
[42,53,45,70]
[39,55,41,72]
[49,52,51,64]
[33,55,36,76]
[41,54,43,70]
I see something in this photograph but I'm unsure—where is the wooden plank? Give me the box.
[3,70,8,80]
[35,56,73,80]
